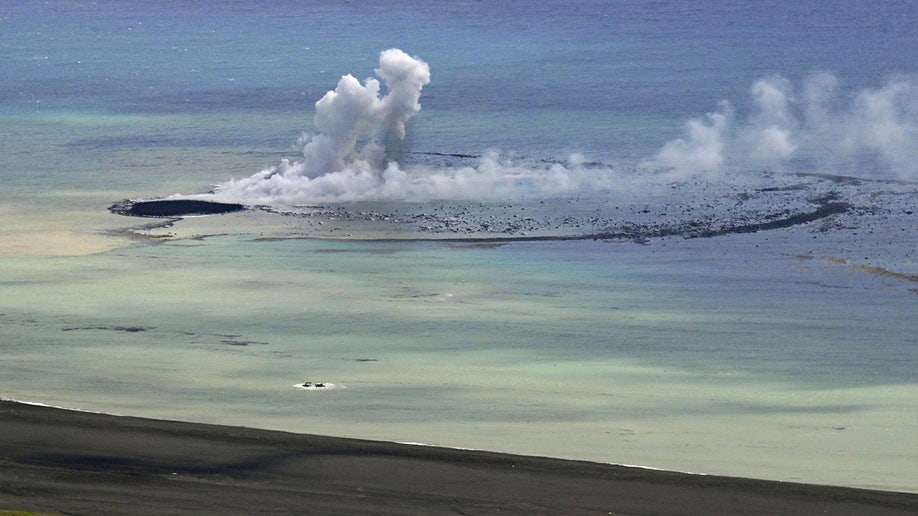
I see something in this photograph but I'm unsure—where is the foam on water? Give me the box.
[294,382,340,391]
[1,397,123,417]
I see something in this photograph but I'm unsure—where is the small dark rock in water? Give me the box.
[110,199,245,218]
[300,381,327,389]
[111,326,150,333]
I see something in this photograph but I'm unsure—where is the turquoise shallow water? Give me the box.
[2,233,916,490]
[1,0,916,492]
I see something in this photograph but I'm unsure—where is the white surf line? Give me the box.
[393,440,710,477]
[1,396,123,416]
[3,396,713,479]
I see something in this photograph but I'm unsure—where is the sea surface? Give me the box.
[1,1,916,492]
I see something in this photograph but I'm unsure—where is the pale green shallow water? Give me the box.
[2,229,916,492]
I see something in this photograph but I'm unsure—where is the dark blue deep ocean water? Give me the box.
[3,1,916,162]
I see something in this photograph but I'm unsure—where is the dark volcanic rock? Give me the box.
[110,199,245,218]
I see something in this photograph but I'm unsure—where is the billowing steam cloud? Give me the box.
[300,48,429,178]
[208,49,612,205]
[647,73,918,180]
[211,48,430,204]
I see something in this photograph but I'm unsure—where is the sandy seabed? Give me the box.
[3,170,916,514]
[1,400,916,515]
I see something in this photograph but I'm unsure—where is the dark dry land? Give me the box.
[1,400,915,515]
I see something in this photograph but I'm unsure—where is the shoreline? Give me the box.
[106,169,918,282]
[2,400,916,515]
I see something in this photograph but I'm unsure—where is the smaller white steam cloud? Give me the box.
[647,73,918,180]
[650,101,733,178]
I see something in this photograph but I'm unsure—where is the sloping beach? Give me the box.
[2,400,916,515]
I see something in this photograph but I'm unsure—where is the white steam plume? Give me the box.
[211,49,431,203]
[300,48,430,177]
[208,49,618,205]
[647,73,918,180]
[210,150,618,205]
[207,55,917,208]
[649,101,733,178]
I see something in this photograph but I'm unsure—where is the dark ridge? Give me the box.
[221,339,269,346]
[62,326,151,333]
[684,201,853,238]
[110,199,246,218]
[411,151,480,159]
[265,201,852,245]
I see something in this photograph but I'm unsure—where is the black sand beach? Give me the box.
[1,400,915,515]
